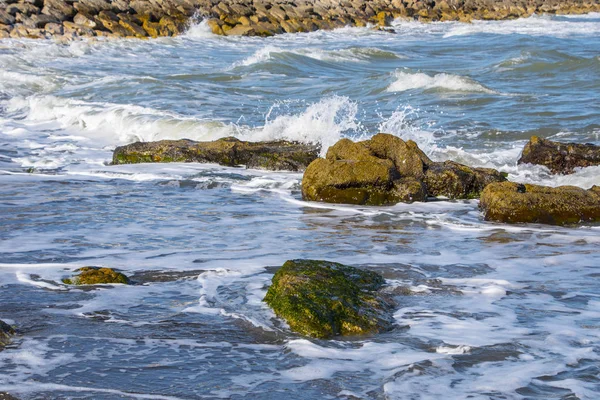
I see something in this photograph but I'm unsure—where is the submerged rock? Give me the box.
[480,182,600,225]
[112,137,320,172]
[302,133,506,205]
[518,136,600,175]
[63,267,130,285]
[0,319,15,348]
[263,259,394,339]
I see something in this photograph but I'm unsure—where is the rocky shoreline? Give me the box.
[1,0,599,39]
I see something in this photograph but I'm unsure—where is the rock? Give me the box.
[302,134,505,205]
[424,160,507,199]
[480,182,600,225]
[518,136,600,174]
[63,21,96,36]
[73,12,97,29]
[42,0,76,19]
[0,320,15,348]
[263,259,394,338]
[23,13,59,29]
[362,133,431,178]
[302,157,411,205]
[63,267,130,285]
[112,137,320,171]
[0,392,20,400]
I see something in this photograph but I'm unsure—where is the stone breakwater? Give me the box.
[1,0,599,39]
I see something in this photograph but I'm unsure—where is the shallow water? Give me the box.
[1,14,600,400]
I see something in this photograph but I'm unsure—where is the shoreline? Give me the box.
[0,0,599,40]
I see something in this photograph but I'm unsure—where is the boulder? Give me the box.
[112,137,320,172]
[518,136,600,174]
[0,320,15,348]
[62,267,130,285]
[263,260,394,338]
[480,182,600,225]
[302,133,506,205]
[424,161,508,199]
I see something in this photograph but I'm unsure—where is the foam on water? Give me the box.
[444,14,600,38]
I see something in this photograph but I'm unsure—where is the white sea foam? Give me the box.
[3,94,359,168]
[444,14,600,38]
[387,71,496,93]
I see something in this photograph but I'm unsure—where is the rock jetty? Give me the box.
[480,181,600,225]
[1,0,599,39]
[518,136,600,175]
[302,133,506,205]
[112,137,320,171]
[264,259,394,338]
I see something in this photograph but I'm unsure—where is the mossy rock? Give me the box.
[301,157,403,205]
[424,160,507,199]
[480,182,600,225]
[302,133,504,205]
[112,137,320,172]
[0,320,15,348]
[264,260,394,339]
[518,136,600,175]
[362,133,431,178]
[63,267,130,285]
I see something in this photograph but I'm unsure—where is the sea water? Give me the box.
[0,14,599,399]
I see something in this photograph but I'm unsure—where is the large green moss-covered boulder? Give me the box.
[63,267,130,285]
[518,136,600,175]
[302,133,505,205]
[112,137,320,172]
[480,182,600,225]
[264,259,394,339]
[0,320,15,348]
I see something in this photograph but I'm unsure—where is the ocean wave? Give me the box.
[387,71,496,94]
[4,95,364,166]
[233,45,400,68]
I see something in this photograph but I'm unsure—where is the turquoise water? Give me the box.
[1,14,600,399]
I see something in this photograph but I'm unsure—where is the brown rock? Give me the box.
[424,160,507,199]
[480,182,600,225]
[112,137,320,171]
[518,136,600,175]
[73,12,97,29]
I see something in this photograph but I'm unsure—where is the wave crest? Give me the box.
[387,71,495,93]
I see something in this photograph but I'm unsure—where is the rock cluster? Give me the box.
[302,133,507,205]
[263,259,393,338]
[112,137,320,171]
[1,0,599,39]
[480,182,600,225]
[62,267,130,285]
[518,136,600,175]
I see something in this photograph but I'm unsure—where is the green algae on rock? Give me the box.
[518,136,600,175]
[112,137,320,172]
[302,133,506,206]
[0,319,15,348]
[63,267,130,285]
[480,181,600,225]
[264,259,394,339]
